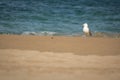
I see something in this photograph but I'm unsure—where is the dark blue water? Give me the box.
[0,0,120,37]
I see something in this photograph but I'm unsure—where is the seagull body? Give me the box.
[83,23,92,36]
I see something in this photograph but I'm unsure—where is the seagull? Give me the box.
[83,23,92,36]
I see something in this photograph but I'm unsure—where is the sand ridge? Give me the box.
[0,49,120,80]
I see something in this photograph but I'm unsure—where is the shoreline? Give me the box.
[1,31,120,38]
[0,34,120,55]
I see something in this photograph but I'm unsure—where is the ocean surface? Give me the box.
[0,0,120,37]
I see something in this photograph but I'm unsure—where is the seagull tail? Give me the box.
[89,31,92,36]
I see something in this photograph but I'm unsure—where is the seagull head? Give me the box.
[83,23,88,28]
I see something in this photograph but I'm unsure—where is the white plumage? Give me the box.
[83,23,92,36]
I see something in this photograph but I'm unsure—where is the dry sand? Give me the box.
[0,35,120,80]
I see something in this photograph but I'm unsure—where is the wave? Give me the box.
[70,32,120,38]
[22,31,57,36]
[92,32,120,38]
[21,31,120,38]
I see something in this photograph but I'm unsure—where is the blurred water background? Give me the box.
[0,0,120,37]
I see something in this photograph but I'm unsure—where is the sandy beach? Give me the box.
[0,35,120,80]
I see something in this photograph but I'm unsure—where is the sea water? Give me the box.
[0,0,120,37]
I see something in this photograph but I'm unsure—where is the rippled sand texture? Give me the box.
[0,49,120,80]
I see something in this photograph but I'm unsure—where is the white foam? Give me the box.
[40,31,57,36]
[22,32,37,35]
[22,31,57,36]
